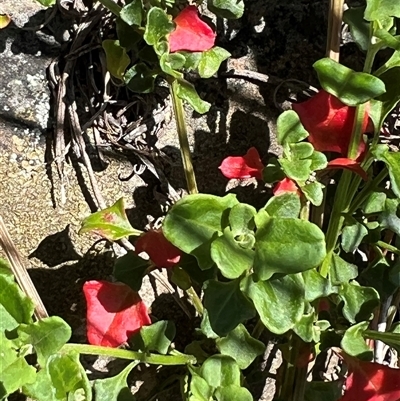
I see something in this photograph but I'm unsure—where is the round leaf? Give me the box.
[102,40,130,80]
[216,324,265,369]
[203,279,255,336]
[254,216,326,280]
[313,58,386,106]
[211,228,254,279]
[163,194,238,270]
[242,274,305,335]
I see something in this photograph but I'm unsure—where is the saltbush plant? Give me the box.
[1,0,400,400]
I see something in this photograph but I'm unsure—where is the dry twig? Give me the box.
[0,217,48,320]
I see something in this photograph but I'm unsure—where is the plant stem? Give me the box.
[61,343,196,365]
[319,25,381,277]
[375,241,400,255]
[326,0,344,61]
[169,80,198,194]
[347,103,367,160]
[319,170,352,277]
[251,319,265,339]
[300,200,310,220]
[186,286,204,316]
[97,0,121,16]
[348,167,388,214]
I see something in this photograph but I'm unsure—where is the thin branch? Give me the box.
[326,0,345,62]
[0,217,48,320]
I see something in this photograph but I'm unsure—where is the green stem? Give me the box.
[319,30,380,277]
[319,170,352,277]
[292,365,308,401]
[348,167,388,214]
[347,103,367,160]
[60,343,196,365]
[311,186,327,228]
[375,241,400,255]
[300,200,310,220]
[186,286,204,316]
[364,330,400,343]
[169,80,198,194]
[97,0,121,16]
[251,319,265,339]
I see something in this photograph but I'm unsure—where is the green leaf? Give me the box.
[200,355,241,388]
[211,228,254,279]
[113,251,149,291]
[365,0,400,21]
[17,317,71,367]
[93,362,138,401]
[309,150,328,171]
[120,0,143,26]
[277,110,309,147]
[289,142,314,159]
[242,274,305,335]
[0,332,36,399]
[262,157,285,183]
[160,53,186,78]
[341,321,372,360]
[379,198,400,236]
[0,258,12,281]
[116,19,141,51]
[102,40,130,80]
[254,216,326,280]
[263,193,301,218]
[179,254,217,285]
[362,191,387,213]
[0,274,34,331]
[163,194,238,270]
[47,352,92,400]
[124,63,156,94]
[154,40,169,57]
[207,0,244,19]
[190,373,213,401]
[376,50,400,75]
[339,282,380,323]
[216,324,265,369]
[305,380,343,401]
[361,256,397,300]
[302,268,336,303]
[143,7,174,46]
[185,341,210,364]
[279,158,312,181]
[179,52,202,71]
[198,47,231,78]
[341,217,368,253]
[175,78,211,114]
[330,254,358,284]
[203,279,255,336]
[313,58,386,106]
[372,145,400,198]
[135,320,176,354]
[214,385,253,401]
[301,182,324,206]
[200,309,219,339]
[228,203,256,237]
[374,67,400,128]
[79,197,142,241]
[292,310,321,343]
[171,266,192,290]
[343,6,370,52]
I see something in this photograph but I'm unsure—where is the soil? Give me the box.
[0,0,365,400]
